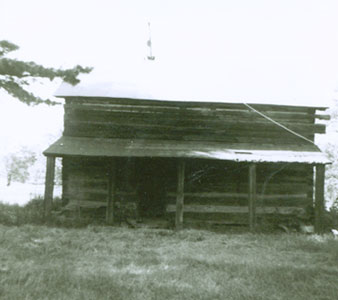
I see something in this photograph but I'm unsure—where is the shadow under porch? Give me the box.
[44,155,326,232]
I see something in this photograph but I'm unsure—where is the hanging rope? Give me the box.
[243,103,316,145]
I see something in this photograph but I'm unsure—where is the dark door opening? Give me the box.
[135,158,169,218]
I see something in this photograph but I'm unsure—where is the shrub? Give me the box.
[326,206,338,230]
[0,203,21,226]
[0,197,66,227]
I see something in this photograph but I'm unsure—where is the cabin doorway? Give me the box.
[134,158,170,218]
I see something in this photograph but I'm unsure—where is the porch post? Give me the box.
[314,164,325,233]
[106,159,116,225]
[44,156,56,218]
[175,160,185,230]
[248,163,257,231]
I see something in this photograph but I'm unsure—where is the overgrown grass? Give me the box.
[0,225,337,300]
[0,198,97,228]
[0,197,52,226]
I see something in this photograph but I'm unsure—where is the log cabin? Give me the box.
[43,82,330,232]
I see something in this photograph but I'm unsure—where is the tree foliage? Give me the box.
[4,148,37,186]
[0,40,92,105]
[322,100,338,209]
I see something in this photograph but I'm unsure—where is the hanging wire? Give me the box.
[243,103,316,145]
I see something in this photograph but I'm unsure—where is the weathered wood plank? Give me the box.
[67,187,136,196]
[315,164,325,233]
[65,97,326,111]
[66,200,107,209]
[166,204,305,215]
[168,211,304,224]
[165,192,310,207]
[314,114,330,120]
[64,125,317,142]
[182,218,249,225]
[176,160,185,230]
[63,126,316,145]
[64,117,326,134]
[44,156,55,218]
[63,97,326,150]
[67,191,107,201]
[166,197,310,207]
[166,192,309,199]
[65,106,319,123]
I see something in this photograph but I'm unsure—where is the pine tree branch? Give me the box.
[0,39,93,105]
[0,78,59,105]
[0,40,19,57]
[0,58,92,84]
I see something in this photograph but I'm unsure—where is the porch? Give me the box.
[43,136,329,232]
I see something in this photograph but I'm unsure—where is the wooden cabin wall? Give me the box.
[62,156,177,220]
[63,156,313,225]
[63,97,325,147]
[165,160,313,225]
[61,97,321,225]
[62,157,139,219]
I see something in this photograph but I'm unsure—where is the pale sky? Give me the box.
[1,0,338,155]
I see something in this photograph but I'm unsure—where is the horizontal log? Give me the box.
[182,189,312,196]
[65,200,107,209]
[64,117,326,134]
[67,168,109,176]
[187,160,313,172]
[64,114,316,135]
[180,213,250,224]
[315,114,330,120]
[65,106,318,124]
[182,219,249,225]
[63,127,315,144]
[67,191,107,201]
[65,105,322,128]
[166,192,308,199]
[166,204,305,215]
[184,173,311,184]
[66,192,137,202]
[169,212,304,224]
[69,182,107,190]
[64,123,317,141]
[68,187,107,194]
[67,185,136,194]
[165,213,250,224]
[182,181,311,190]
[65,172,108,181]
[66,97,325,112]
[165,196,310,207]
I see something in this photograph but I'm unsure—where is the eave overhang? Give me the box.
[43,136,331,164]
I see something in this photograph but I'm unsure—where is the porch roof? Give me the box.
[43,136,330,164]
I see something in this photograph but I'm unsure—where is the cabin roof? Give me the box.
[55,82,329,109]
[43,136,330,164]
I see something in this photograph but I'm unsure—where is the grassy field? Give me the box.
[0,225,337,300]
